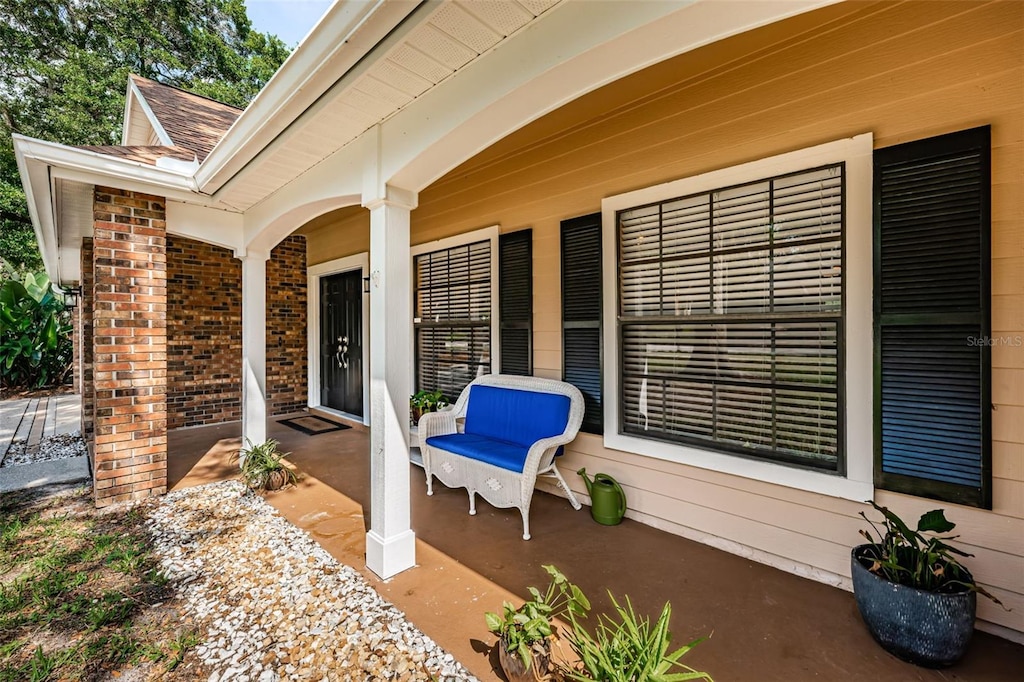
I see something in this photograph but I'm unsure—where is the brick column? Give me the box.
[92,187,168,506]
[81,238,95,463]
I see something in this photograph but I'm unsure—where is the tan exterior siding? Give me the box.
[305,1,1024,635]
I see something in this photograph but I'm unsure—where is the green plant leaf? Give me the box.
[484,611,502,633]
[917,509,956,534]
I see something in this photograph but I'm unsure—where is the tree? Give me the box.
[0,0,290,268]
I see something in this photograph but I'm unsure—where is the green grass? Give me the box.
[0,487,202,680]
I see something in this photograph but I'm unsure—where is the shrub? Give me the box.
[0,269,73,390]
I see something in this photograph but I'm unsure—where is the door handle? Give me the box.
[336,335,349,369]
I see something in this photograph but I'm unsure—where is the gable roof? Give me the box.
[129,75,243,162]
[77,145,198,166]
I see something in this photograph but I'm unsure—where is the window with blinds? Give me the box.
[414,239,491,401]
[874,126,991,508]
[562,214,603,434]
[618,164,845,471]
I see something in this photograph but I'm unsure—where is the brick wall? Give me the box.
[167,236,242,429]
[80,238,95,457]
[266,235,307,416]
[91,187,167,506]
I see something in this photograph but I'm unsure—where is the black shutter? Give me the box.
[562,214,603,434]
[499,230,532,375]
[874,126,992,508]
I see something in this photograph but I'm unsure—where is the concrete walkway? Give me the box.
[0,393,87,492]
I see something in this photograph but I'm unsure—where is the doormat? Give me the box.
[277,415,352,436]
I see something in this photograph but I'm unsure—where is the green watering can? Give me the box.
[577,468,626,526]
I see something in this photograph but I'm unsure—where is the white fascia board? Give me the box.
[196,0,421,195]
[122,79,174,147]
[13,135,202,200]
[12,143,59,281]
[384,0,841,191]
[119,79,134,146]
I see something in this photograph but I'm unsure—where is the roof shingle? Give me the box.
[77,145,198,166]
[130,75,243,162]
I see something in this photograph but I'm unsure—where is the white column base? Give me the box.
[365,529,416,579]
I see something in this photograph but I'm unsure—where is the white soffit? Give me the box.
[54,179,94,283]
[214,0,562,211]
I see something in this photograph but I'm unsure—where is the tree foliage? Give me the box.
[0,0,290,268]
[0,268,73,389]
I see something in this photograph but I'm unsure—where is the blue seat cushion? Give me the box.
[425,433,529,473]
[463,385,571,448]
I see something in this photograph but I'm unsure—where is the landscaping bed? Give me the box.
[147,480,475,681]
[1,480,476,681]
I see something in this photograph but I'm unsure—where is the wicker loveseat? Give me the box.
[418,374,584,539]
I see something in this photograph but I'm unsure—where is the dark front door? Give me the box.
[321,271,363,417]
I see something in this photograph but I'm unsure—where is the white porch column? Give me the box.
[240,249,271,447]
[363,185,417,579]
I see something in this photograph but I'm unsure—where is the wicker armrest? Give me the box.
[418,410,458,440]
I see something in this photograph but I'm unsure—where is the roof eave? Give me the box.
[195,0,424,194]
[12,135,206,284]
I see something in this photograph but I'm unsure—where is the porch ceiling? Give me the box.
[212,0,562,212]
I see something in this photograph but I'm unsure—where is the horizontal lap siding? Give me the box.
[305,1,1024,634]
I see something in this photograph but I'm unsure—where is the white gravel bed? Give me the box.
[144,480,477,682]
[0,431,87,467]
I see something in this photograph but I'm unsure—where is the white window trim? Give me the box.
[601,134,874,502]
[307,252,371,425]
[410,225,501,394]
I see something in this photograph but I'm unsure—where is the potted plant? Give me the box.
[234,438,297,491]
[410,389,449,426]
[558,592,712,682]
[852,501,1003,667]
[485,565,589,682]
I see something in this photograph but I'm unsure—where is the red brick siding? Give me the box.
[167,236,242,429]
[91,187,167,506]
[267,235,307,416]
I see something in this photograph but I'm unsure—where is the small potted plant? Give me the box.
[410,389,449,426]
[557,592,712,682]
[485,565,589,682]
[234,438,297,491]
[852,501,1004,667]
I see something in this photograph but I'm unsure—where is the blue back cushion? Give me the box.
[464,385,571,447]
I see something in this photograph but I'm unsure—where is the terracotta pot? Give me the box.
[264,469,291,491]
[498,638,550,682]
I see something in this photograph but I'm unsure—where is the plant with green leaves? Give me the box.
[559,594,712,682]
[410,389,449,425]
[857,501,1002,603]
[411,389,448,412]
[234,438,296,491]
[485,564,590,672]
[0,269,72,389]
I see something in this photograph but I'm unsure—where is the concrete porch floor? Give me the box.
[168,418,1023,681]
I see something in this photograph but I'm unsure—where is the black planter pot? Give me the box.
[851,544,976,668]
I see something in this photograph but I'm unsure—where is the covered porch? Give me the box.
[168,421,1023,681]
